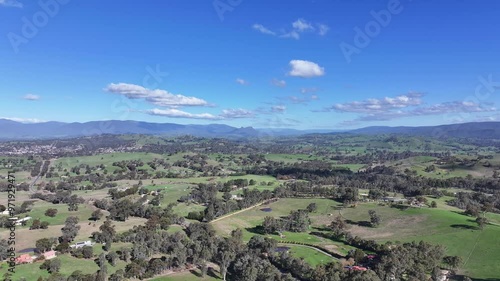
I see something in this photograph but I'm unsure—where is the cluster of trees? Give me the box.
[30,219,50,230]
[31,191,84,211]
[262,209,312,234]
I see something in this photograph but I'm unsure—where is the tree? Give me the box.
[40,221,50,229]
[216,237,239,281]
[107,251,118,266]
[368,210,381,227]
[109,269,125,281]
[431,267,443,281]
[36,238,56,253]
[262,216,278,234]
[306,202,317,213]
[45,208,58,217]
[82,246,94,259]
[40,258,61,273]
[443,255,462,270]
[348,248,365,263]
[329,216,347,239]
[91,209,103,221]
[30,219,41,230]
[61,216,80,242]
[430,201,437,208]
[476,216,488,230]
[0,239,9,261]
[223,191,232,202]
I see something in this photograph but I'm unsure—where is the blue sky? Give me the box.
[1,0,499,129]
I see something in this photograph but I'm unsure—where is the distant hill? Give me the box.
[0,119,260,139]
[1,119,499,140]
[350,122,500,139]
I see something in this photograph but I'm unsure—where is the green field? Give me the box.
[211,197,500,279]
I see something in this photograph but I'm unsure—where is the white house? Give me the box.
[70,240,94,249]
[13,217,32,226]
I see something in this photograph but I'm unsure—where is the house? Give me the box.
[382,197,408,203]
[15,254,34,264]
[14,216,32,226]
[230,194,243,201]
[42,250,56,260]
[70,240,93,249]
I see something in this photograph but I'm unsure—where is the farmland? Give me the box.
[0,134,499,280]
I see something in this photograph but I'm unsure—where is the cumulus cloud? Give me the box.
[271,79,286,88]
[105,83,209,107]
[252,24,276,35]
[1,117,44,123]
[292,18,314,32]
[236,78,249,85]
[328,92,423,113]
[146,108,220,120]
[288,60,325,78]
[23,94,40,101]
[0,0,23,8]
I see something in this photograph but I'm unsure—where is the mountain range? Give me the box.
[1,119,499,140]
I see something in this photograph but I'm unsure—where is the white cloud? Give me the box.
[252,24,276,35]
[329,92,423,113]
[271,105,286,113]
[147,108,255,120]
[288,60,325,78]
[105,83,209,107]
[147,108,220,120]
[0,0,23,8]
[236,78,249,85]
[1,117,44,123]
[271,79,286,88]
[23,94,40,101]
[255,19,328,40]
[280,30,300,40]
[292,18,314,32]
[300,87,319,94]
[220,108,255,119]
[318,24,329,36]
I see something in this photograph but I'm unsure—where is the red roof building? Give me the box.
[42,250,56,260]
[15,254,34,264]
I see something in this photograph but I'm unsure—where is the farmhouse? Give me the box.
[382,197,408,203]
[15,254,34,264]
[70,240,94,248]
[14,216,32,226]
[42,250,57,260]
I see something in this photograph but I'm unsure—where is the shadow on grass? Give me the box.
[453,274,500,281]
[345,219,372,227]
[390,204,410,211]
[246,226,266,235]
[189,269,202,278]
[207,266,220,279]
[450,224,479,230]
